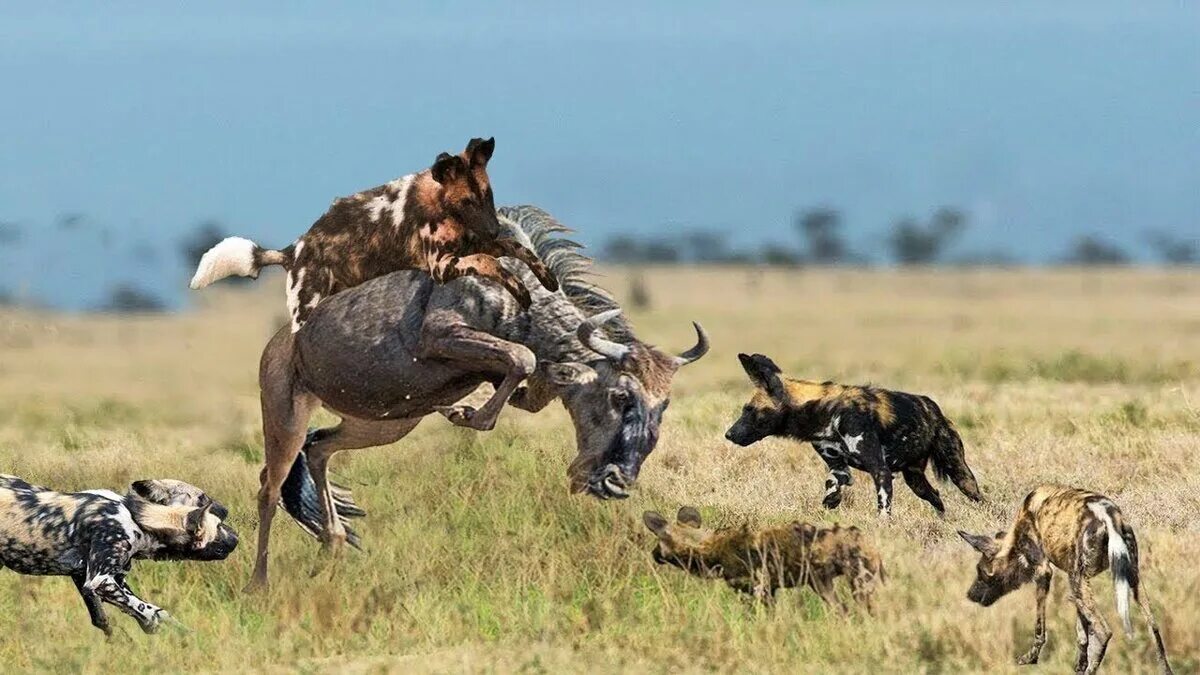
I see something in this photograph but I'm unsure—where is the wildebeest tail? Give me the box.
[929,416,983,502]
[278,436,365,550]
[189,237,293,289]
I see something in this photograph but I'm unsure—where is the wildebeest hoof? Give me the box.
[1016,653,1039,666]
[434,405,495,430]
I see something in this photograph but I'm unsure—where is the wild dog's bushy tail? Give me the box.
[189,237,292,289]
[927,404,983,502]
[1091,502,1137,635]
[278,434,366,549]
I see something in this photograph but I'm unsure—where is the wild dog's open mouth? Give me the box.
[587,464,631,500]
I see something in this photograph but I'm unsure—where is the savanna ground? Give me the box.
[0,267,1197,673]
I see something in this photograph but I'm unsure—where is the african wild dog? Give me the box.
[643,507,884,611]
[725,353,982,516]
[0,475,238,636]
[189,137,558,330]
[959,485,1173,675]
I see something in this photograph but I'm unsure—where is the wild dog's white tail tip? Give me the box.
[1090,502,1134,635]
[189,237,259,289]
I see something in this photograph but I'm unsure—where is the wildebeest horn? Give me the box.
[674,321,709,367]
[578,309,631,362]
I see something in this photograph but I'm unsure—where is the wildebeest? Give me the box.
[643,507,884,611]
[246,205,709,591]
[0,475,238,636]
[189,137,558,329]
[725,353,982,516]
[959,485,1173,675]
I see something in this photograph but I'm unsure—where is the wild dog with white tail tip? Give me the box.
[0,475,238,636]
[189,137,558,330]
[958,485,1173,674]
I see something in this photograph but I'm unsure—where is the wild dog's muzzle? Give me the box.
[193,524,240,561]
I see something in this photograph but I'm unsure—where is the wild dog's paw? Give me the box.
[822,488,843,510]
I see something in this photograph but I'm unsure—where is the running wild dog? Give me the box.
[725,353,982,516]
[190,137,558,330]
[959,485,1172,674]
[0,475,238,636]
[643,507,884,611]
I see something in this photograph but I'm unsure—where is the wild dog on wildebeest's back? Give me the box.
[643,507,884,612]
[724,353,982,516]
[959,485,1173,675]
[0,475,238,636]
[189,137,558,330]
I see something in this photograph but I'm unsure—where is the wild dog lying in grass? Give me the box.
[959,485,1173,675]
[190,137,558,330]
[725,353,982,517]
[643,507,884,611]
[0,475,238,636]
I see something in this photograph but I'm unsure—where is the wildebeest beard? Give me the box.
[587,395,664,499]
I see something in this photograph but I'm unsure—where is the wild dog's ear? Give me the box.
[186,503,212,538]
[431,152,467,185]
[643,511,669,536]
[737,353,787,400]
[465,137,495,167]
[130,479,169,503]
[957,530,999,556]
[545,362,597,387]
[795,522,818,539]
[676,506,703,528]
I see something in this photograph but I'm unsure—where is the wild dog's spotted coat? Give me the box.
[190,138,559,330]
[725,353,982,516]
[0,475,238,636]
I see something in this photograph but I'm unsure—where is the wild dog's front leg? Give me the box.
[429,251,533,309]
[483,238,559,292]
[419,318,535,431]
[1017,565,1053,665]
[91,576,176,634]
[816,451,852,509]
[71,574,111,636]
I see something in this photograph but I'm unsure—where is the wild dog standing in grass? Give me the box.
[0,475,238,636]
[189,137,558,330]
[724,353,982,517]
[959,485,1173,675]
[643,507,884,611]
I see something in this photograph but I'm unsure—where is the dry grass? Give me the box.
[0,267,1197,674]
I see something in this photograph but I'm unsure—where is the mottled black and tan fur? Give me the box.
[725,353,982,517]
[959,485,1172,674]
[643,507,884,611]
[190,137,558,329]
[0,475,238,636]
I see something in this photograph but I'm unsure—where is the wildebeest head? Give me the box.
[725,353,791,446]
[957,529,1037,606]
[130,478,229,520]
[549,309,708,499]
[427,137,502,239]
[643,507,723,577]
[127,496,239,562]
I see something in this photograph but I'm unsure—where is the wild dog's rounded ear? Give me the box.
[795,522,818,538]
[431,152,467,184]
[738,353,786,399]
[545,362,597,387]
[130,479,167,503]
[676,506,703,528]
[957,530,998,556]
[643,511,669,536]
[186,503,212,537]
[465,137,495,166]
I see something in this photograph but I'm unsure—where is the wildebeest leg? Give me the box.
[430,253,533,309]
[248,335,320,593]
[901,468,945,515]
[419,323,536,431]
[306,417,421,550]
[1017,565,1053,665]
[71,573,111,637]
[1069,572,1111,675]
[482,238,559,292]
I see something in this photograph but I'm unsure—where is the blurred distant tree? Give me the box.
[1062,235,1130,265]
[1144,230,1196,265]
[629,273,651,309]
[0,287,12,306]
[56,213,85,230]
[760,242,801,266]
[642,240,680,263]
[603,235,642,263]
[99,283,167,313]
[794,208,847,264]
[888,207,967,265]
[0,221,22,246]
[683,230,732,263]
